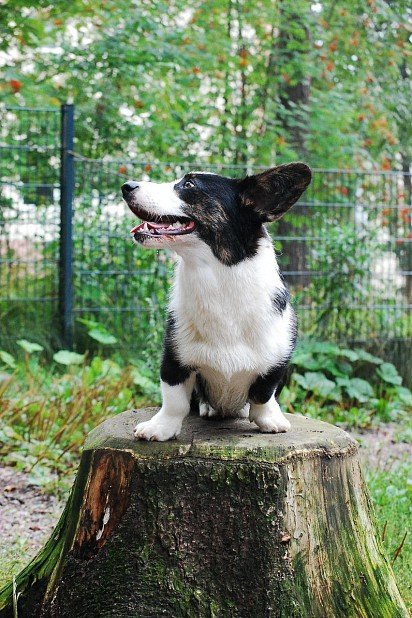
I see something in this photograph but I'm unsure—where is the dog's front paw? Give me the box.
[134,411,182,442]
[253,414,291,433]
[249,398,291,434]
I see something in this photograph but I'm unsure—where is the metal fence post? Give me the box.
[59,103,75,349]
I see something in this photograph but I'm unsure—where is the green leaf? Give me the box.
[0,350,16,369]
[293,372,309,389]
[339,349,359,362]
[17,339,44,354]
[88,328,118,345]
[395,386,412,407]
[353,349,383,365]
[77,318,100,329]
[302,372,336,398]
[291,351,321,370]
[309,341,342,356]
[132,368,158,395]
[317,357,349,378]
[344,378,375,403]
[53,350,85,365]
[376,363,402,386]
[78,318,117,345]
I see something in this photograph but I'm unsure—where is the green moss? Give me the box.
[288,458,408,618]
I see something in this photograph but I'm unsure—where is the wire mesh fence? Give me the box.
[72,156,412,345]
[0,106,61,348]
[0,105,411,375]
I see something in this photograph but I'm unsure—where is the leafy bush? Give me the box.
[0,337,159,493]
[281,339,412,429]
[305,222,386,340]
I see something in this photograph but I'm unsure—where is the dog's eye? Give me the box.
[183,180,195,189]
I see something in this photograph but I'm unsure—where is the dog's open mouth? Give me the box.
[130,207,195,239]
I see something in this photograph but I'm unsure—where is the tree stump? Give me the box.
[0,409,408,618]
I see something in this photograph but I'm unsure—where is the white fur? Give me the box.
[169,238,294,416]
[131,179,294,440]
[128,180,185,218]
[249,395,291,433]
[134,375,195,441]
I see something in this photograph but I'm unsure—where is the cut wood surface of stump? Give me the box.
[0,409,408,618]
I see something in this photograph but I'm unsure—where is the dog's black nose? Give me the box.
[121,181,139,197]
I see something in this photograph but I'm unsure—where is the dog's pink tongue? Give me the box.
[148,222,169,228]
[130,222,171,234]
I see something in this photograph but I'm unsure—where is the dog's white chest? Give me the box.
[169,241,294,378]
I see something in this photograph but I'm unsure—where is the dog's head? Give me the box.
[122,162,311,265]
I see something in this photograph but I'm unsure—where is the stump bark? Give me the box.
[0,409,408,618]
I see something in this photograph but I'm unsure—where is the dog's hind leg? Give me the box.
[248,364,291,433]
[199,402,219,418]
[238,402,250,418]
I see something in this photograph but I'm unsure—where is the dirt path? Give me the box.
[0,467,64,587]
[0,423,410,588]
[354,423,411,471]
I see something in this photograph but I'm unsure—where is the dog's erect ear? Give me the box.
[239,162,312,221]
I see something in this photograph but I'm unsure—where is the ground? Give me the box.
[0,423,410,609]
[0,466,63,578]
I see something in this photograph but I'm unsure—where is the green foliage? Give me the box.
[0,350,16,369]
[280,339,412,429]
[305,222,385,339]
[377,362,403,386]
[0,1,409,168]
[52,350,85,366]
[0,335,160,492]
[17,340,44,354]
[77,319,118,346]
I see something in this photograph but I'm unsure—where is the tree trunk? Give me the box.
[0,409,407,618]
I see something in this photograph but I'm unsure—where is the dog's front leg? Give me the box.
[248,364,291,433]
[134,374,195,442]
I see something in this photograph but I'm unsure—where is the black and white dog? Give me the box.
[122,163,311,441]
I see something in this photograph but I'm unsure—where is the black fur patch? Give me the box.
[174,174,264,266]
[239,163,312,222]
[161,313,193,385]
[272,287,290,314]
[248,362,290,404]
[173,163,311,265]
[195,373,209,403]
[290,308,298,349]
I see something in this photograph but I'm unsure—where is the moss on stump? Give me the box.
[0,409,408,617]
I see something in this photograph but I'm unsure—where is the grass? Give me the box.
[0,349,159,494]
[365,462,411,611]
[0,540,33,590]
